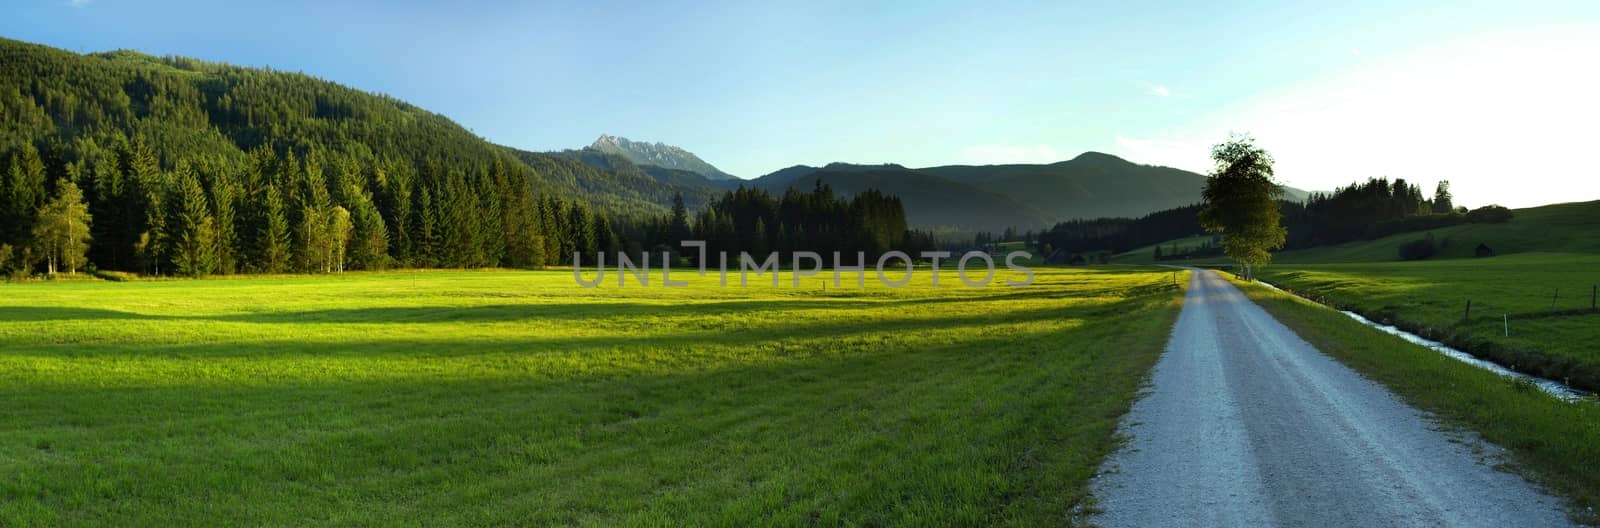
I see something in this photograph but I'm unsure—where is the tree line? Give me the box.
[0,36,744,278]
[618,183,936,266]
[0,136,645,277]
[1034,173,1511,262]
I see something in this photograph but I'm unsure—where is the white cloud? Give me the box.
[958,143,1063,165]
[1147,84,1171,97]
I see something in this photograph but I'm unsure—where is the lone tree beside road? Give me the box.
[1199,135,1285,280]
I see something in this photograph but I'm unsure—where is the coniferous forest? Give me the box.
[0,37,919,277]
[1035,177,1509,259]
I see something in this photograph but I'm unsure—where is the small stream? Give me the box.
[1253,278,1591,402]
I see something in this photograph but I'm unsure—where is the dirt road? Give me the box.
[1090,269,1573,527]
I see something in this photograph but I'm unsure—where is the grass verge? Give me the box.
[1225,274,1600,523]
[1257,253,1600,392]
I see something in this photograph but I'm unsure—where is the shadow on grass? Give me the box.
[0,279,1175,326]
[0,298,1167,526]
[0,289,1168,363]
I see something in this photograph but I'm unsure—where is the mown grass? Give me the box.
[1224,274,1600,523]
[0,267,1185,527]
[1271,200,1600,264]
[1113,200,1600,267]
[1110,235,1217,265]
[1257,253,1600,391]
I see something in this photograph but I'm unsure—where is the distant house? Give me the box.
[1475,243,1495,258]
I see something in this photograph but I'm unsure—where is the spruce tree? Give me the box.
[295,150,332,272]
[139,171,171,275]
[669,191,691,243]
[170,164,218,277]
[259,184,291,273]
[345,183,389,270]
[210,171,240,274]
[1432,181,1454,214]
[2,146,48,247]
[568,203,595,261]
[413,186,437,268]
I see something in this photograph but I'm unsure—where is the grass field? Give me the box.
[1276,199,1600,264]
[1114,200,1600,267]
[1257,253,1600,391]
[1226,275,1600,522]
[0,267,1185,527]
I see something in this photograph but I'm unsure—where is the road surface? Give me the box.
[1090,269,1574,527]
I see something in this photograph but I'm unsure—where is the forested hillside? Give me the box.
[750,164,1051,231]
[748,154,1311,231]
[0,37,734,276]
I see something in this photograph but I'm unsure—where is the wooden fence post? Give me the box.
[1463,299,1472,322]
[1504,314,1509,337]
[1552,288,1559,311]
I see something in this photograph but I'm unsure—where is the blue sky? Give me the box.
[4,0,1598,206]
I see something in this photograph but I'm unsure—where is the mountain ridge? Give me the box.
[745,152,1311,228]
[588,134,739,181]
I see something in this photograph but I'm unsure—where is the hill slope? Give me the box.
[0,36,689,222]
[1269,200,1600,264]
[746,163,1050,231]
[1114,200,1600,265]
[752,153,1311,231]
[0,36,736,273]
[922,152,1311,222]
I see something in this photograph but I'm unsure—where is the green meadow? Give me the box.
[0,267,1184,527]
[1257,253,1600,390]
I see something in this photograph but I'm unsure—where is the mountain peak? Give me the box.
[587,134,737,180]
[1065,151,1130,164]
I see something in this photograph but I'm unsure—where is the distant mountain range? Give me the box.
[558,136,1310,232]
[740,154,1310,232]
[588,134,739,181]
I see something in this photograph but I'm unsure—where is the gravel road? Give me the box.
[1090,269,1574,527]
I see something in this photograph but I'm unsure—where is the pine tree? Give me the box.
[481,160,509,266]
[1432,180,1454,214]
[105,135,161,272]
[595,215,616,256]
[210,171,240,274]
[169,164,218,277]
[382,166,413,265]
[751,217,769,256]
[345,183,388,270]
[31,178,92,275]
[259,184,291,273]
[295,150,332,272]
[568,203,595,261]
[669,191,691,243]
[2,145,49,247]
[413,185,437,268]
[540,196,566,265]
[138,171,171,275]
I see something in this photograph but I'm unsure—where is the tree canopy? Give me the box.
[1198,136,1285,279]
